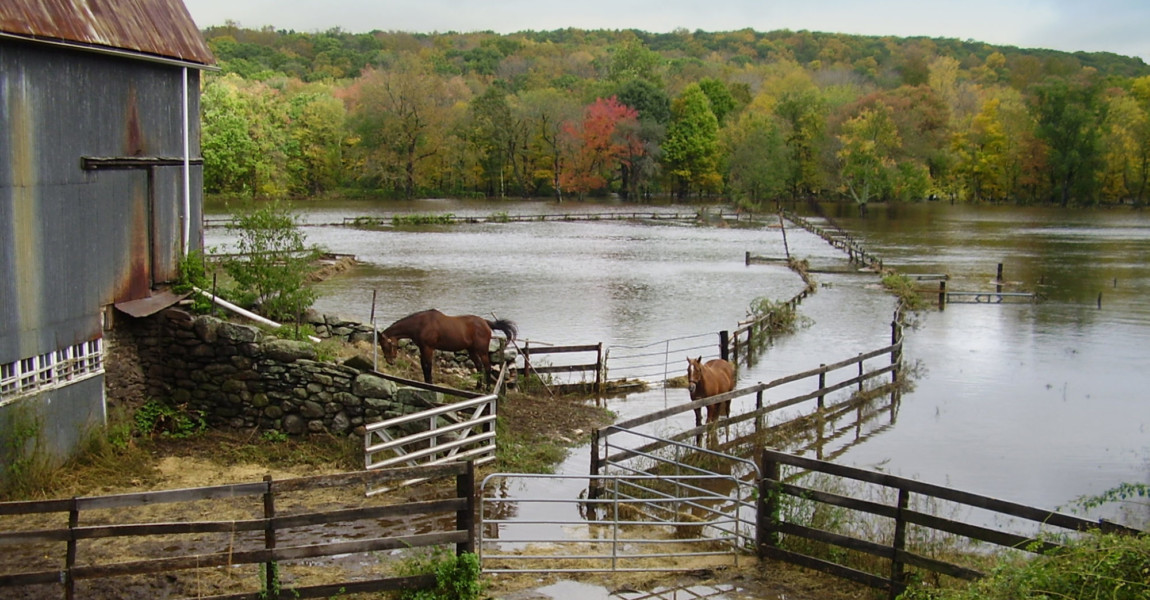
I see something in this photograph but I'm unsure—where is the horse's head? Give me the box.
[378,334,398,364]
[686,356,704,398]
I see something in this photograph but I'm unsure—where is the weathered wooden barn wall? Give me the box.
[0,27,209,462]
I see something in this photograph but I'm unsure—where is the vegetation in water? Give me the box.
[392,213,457,226]
[881,272,931,312]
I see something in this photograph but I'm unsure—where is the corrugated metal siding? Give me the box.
[0,377,106,461]
[0,0,214,65]
[0,40,202,363]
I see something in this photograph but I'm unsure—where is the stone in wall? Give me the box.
[108,307,462,440]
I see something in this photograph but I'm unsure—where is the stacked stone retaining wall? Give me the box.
[108,307,443,438]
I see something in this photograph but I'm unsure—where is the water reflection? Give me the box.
[206,199,1150,524]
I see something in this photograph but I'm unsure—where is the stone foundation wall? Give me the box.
[109,308,441,437]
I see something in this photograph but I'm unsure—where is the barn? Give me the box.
[0,0,216,466]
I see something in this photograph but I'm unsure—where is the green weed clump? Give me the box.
[881,272,930,312]
[391,548,483,600]
[392,213,456,226]
[898,531,1150,600]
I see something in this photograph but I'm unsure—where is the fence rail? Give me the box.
[757,450,1141,598]
[0,463,476,600]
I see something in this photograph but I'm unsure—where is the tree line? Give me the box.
[200,24,1150,208]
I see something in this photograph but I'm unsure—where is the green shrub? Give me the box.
[391,548,483,600]
[134,399,206,439]
[898,531,1150,600]
[223,200,319,321]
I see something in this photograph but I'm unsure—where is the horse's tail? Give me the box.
[488,318,518,341]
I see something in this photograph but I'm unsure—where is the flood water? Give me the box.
[205,198,1150,527]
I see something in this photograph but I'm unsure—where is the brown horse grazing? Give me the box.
[687,356,736,427]
[378,309,518,386]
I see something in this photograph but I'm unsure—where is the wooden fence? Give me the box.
[519,342,604,391]
[0,463,476,600]
[592,320,904,484]
[757,450,1141,599]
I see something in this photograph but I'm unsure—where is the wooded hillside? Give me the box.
[200,24,1150,207]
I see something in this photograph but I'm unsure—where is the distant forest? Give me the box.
[199,24,1150,207]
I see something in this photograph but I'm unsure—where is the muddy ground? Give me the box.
[0,340,871,600]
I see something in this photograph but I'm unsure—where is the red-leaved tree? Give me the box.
[559,97,642,199]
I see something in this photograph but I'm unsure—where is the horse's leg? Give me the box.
[468,349,491,390]
[419,345,435,383]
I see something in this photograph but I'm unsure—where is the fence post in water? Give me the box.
[891,321,902,384]
[938,280,947,310]
[595,342,604,393]
[757,452,781,555]
[588,429,601,499]
[889,488,911,599]
[262,475,277,600]
[817,365,826,410]
[755,390,764,431]
[457,461,476,555]
[996,263,1004,294]
[858,354,864,392]
[720,330,730,361]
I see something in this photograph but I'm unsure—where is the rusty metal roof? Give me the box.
[0,0,215,65]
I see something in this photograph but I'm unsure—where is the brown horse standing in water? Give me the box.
[687,356,736,427]
[378,309,518,386]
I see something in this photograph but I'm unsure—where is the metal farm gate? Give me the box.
[478,428,757,575]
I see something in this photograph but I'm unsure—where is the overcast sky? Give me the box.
[182,0,1150,63]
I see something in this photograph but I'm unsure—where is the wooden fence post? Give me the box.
[595,343,603,394]
[890,488,910,600]
[817,365,826,410]
[755,390,764,431]
[457,462,476,555]
[262,475,277,600]
[938,280,947,310]
[719,330,730,362]
[65,497,78,600]
[757,452,780,556]
[857,354,864,392]
[588,429,601,500]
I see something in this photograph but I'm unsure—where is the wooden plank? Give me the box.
[75,482,267,511]
[73,518,264,540]
[0,569,62,587]
[522,344,601,354]
[69,531,469,579]
[0,528,72,545]
[195,575,437,600]
[902,510,1060,553]
[761,449,1105,532]
[897,549,983,581]
[758,545,892,591]
[272,463,468,492]
[767,480,899,521]
[0,497,72,516]
[775,521,894,559]
[527,363,599,374]
[272,499,466,529]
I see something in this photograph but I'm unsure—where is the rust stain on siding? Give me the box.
[125,83,144,156]
[10,76,45,341]
[0,0,214,65]
[118,178,152,302]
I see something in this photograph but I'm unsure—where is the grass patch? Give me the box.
[899,531,1150,600]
